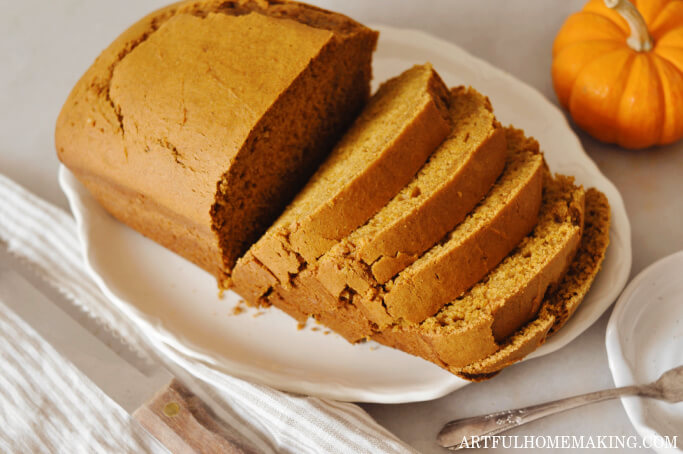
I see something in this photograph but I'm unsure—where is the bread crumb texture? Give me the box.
[454,188,610,379]
[316,126,544,333]
[318,86,507,302]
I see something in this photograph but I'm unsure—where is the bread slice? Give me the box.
[372,174,585,368]
[320,127,544,330]
[232,64,451,296]
[250,128,546,340]
[317,86,507,299]
[56,0,378,286]
[454,188,610,380]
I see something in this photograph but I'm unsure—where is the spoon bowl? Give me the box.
[652,365,683,403]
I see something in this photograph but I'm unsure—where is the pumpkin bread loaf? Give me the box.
[454,188,610,379]
[56,0,378,286]
[318,86,507,292]
[55,0,611,381]
[231,64,451,295]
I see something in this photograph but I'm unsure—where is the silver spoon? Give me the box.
[438,365,683,450]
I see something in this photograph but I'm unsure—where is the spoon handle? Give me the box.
[437,385,643,449]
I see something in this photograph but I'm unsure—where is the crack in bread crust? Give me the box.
[57,0,378,284]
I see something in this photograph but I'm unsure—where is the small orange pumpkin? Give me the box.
[552,0,683,149]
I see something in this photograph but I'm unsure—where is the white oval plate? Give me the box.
[59,25,631,403]
[606,251,683,453]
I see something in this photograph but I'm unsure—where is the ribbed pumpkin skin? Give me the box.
[552,0,683,149]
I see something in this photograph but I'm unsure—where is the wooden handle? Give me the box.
[133,379,255,454]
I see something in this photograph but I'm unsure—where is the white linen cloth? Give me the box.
[0,297,168,454]
[0,173,416,454]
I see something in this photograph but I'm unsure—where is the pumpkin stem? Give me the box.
[604,0,653,52]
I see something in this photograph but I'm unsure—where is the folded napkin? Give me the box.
[0,296,168,453]
[0,173,416,454]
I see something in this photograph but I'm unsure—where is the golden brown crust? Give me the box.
[547,189,611,334]
[230,250,278,305]
[75,171,219,272]
[56,0,378,283]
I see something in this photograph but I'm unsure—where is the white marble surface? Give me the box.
[1,0,681,452]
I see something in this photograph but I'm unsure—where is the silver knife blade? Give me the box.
[0,257,256,453]
[0,265,172,413]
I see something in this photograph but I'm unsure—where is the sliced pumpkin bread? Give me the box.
[286,179,603,380]
[275,169,585,351]
[317,86,507,298]
[233,86,508,310]
[454,188,610,380]
[372,173,585,368]
[319,127,545,330]
[256,128,549,341]
[232,64,451,297]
